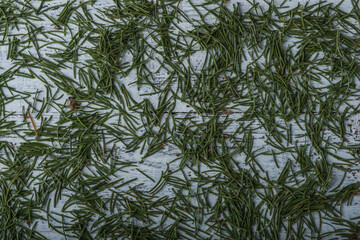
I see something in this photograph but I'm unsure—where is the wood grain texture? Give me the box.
[0,0,359,239]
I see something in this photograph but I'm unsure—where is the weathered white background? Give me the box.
[1,0,360,239]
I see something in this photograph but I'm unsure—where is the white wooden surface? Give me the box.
[1,0,360,239]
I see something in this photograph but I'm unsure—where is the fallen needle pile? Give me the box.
[0,0,360,239]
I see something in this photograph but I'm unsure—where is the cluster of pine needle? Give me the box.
[1,0,360,239]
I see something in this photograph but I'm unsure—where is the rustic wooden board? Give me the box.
[0,0,359,239]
